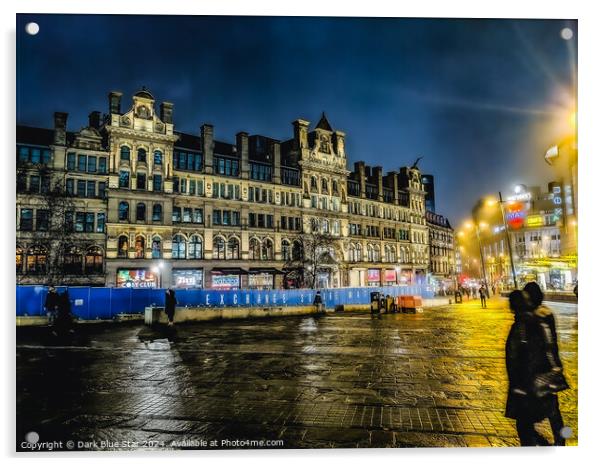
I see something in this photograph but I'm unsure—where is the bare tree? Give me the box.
[17,164,85,285]
[283,232,339,289]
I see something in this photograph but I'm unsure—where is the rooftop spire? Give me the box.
[315,112,333,131]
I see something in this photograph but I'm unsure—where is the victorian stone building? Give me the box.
[16,88,438,290]
[426,210,456,291]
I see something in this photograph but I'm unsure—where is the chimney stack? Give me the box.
[108,91,122,114]
[160,102,174,124]
[88,111,101,129]
[354,161,366,198]
[236,132,249,179]
[201,124,214,174]
[53,112,68,146]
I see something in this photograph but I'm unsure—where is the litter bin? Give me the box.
[455,291,463,304]
[370,291,383,315]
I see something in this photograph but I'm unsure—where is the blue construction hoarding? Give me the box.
[16,285,434,320]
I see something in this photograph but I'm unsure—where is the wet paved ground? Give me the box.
[16,296,577,450]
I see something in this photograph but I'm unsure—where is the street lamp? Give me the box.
[496,192,518,289]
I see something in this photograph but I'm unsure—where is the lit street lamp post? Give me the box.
[497,191,518,289]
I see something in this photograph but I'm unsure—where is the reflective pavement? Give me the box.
[16,296,577,450]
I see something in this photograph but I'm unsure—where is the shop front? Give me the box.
[367,268,381,287]
[210,267,246,290]
[116,268,159,288]
[383,269,397,286]
[248,267,284,290]
[172,268,204,288]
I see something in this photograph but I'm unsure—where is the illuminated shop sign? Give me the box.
[383,269,397,283]
[248,273,274,289]
[116,269,158,288]
[506,201,526,229]
[526,215,544,227]
[173,269,204,288]
[211,274,240,290]
[367,269,381,283]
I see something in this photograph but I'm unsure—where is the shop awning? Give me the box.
[249,267,285,275]
[211,267,249,275]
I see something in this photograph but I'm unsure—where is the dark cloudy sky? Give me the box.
[16,15,577,224]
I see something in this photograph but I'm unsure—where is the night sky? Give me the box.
[16,15,577,224]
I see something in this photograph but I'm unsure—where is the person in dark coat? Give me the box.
[165,288,177,326]
[45,286,60,325]
[53,290,74,335]
[479,285,487,308]
[505,284,567,446]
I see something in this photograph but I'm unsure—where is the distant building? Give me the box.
[480,183,575,290]
[421,174,435,212]
[426,211,455,291]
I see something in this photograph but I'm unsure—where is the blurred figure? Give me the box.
[505,283,568,446]
[44,286,60,325]
[165,288,178,326]
[53,290,74,337]
[479,285,487,308]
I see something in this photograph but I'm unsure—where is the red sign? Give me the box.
[367,269,381,283]
[506,201,526,229]
[384,269,397,282]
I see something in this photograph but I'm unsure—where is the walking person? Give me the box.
[165,288,177,326]
[479,285,487,308]
[53,290,74,337]
[505,284,569,446]
[313,290,323,313]
[45,286,60,326]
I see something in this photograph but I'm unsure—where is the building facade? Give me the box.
[17,88,439,290]
[426,211,456,292]
[480,183,575,290]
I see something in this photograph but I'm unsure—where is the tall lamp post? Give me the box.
[472,220,489,296]
[496,192,518,289]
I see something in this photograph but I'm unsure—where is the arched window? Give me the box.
[332,180,339,195]
[16,246,24,274]
[249,238,260,260]
[118,236,129,258]
[64,246,83,275]
[367,245,373,262]
[134,236,145,259]
[227,237,240,260]
[213,236,226,260]
[120,146,130,161]
[322,219,329,234]
[311,218,319,233]
[262,239,274,260]
[282,240,291,261]
[292,241,303,261]
[310,176,318,190]
[136,203,146,221]
[137,148,147,163]
[321,178,328,193]
[84,247,103,274]
[118,201,129,221]
[153,150,162,165]
[151,237,162,259]
[26,246,48,274]
[152,204,162,222]
[373,245,381,262]
[188,235,203,259]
